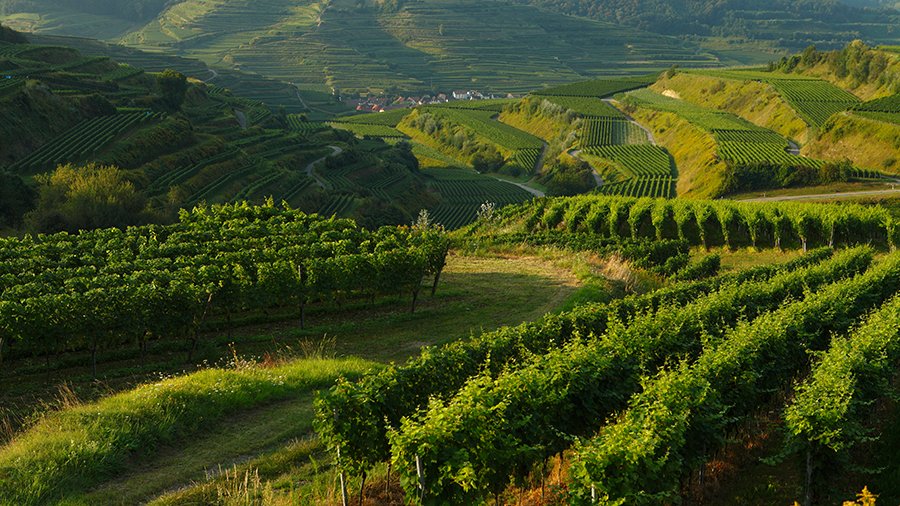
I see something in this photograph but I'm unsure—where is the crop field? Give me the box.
[770,79,861,127]
[514,148,542,173]
[286,115,326,134]
[339,109,412,127]
[585,145,675,178]
[426,168,534,228]
[533,75,656,97]
[596,176,676,198]
[427,99,518,112]
[7,111,162,173]
[686,70,861,127]
[853,94,900,124]
[625,88,859,172]
[427,108,543,151]
[327,122,406,139]
[147,149,241,194]
[94,0,721,96]
[581,118,650,147]
[716,142,821,167]
[540,96,625,117]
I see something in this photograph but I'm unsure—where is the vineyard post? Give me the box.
[416,454,425,503]
[358,471,367,506]
[591,484,596,503]
[338,446,348,506]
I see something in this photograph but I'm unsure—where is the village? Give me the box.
[345,89,517,112]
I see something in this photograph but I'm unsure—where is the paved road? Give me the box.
[305,146,343,189]
[746,187,900,202]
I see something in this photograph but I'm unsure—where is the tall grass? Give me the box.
[0,357,375,505]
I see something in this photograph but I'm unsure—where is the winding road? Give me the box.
[305,145,342,189]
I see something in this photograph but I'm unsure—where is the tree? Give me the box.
[25,163,147,232]
[157,69,188,110]
[0,172,36,228]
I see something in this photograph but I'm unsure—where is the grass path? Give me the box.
[74,394,318,505]
[7,252,590,505]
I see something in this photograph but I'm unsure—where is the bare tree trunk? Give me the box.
[91,341,98,379]
[358,471,367,506]
[0,337,4,368]
[430,270,442,297]
[805,448,813,506]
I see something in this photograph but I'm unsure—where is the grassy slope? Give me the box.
[496,108,569,143]
[786,56,900,101]
[0,252,597,505]
[802,112,900,174]
[626,106,727,199]
[651,73,810,144]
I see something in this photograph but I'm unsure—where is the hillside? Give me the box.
[2,198,900,505]
[2,0,714,96]
[0,33,448,231]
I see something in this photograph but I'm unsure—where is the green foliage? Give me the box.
[156,69,188,111]
[538,157,596,196]
[570,252,900,504]
[315,246,835,478]
[25,163,147,233]
[784,295,900,473]
[0,202,449,367]
[0,171,35,227]
[0,357,374,505]
[520,195,897,251]
[389,248,872,504]
[534,76,656,98]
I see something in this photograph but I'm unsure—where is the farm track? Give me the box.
[305,145,342,189]
[604,98,656,145]
[568,149,603,187]
[747,187,900,202]
[492,177,545,197]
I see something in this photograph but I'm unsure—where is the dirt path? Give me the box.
[603,98,656,145]
[785,140,800,155]
[746,187,900,202]
[493,177,545,197]
[305,145,342,188]
[203,68,219,83]
[568,149,603,187]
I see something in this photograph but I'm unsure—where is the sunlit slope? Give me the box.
[3,0,721,94]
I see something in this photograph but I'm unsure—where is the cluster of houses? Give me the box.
[348,90,516,112]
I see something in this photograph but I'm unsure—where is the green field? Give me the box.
[426,168,535,228]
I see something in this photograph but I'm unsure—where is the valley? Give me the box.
[1,4,900,506]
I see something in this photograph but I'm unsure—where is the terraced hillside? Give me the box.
[2,0,720,96]
[0,36,440,230]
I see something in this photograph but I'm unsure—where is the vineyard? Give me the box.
[853,94,900,124]
[688,70,862,128]
[624,89,867,173]
[596,176,675,198]
[314,194,900,505]
[425,108,543,151]
[534,75,656,98]
[540,96,624,118]
[286,115,326,134]
[426,169,534,229]
[0,202,449,374]
[338,109,412,127]
[584,145,673,178]
[6,111,162,173]
[580,118,650,147]
[770,79,862,127]
[327,122,407,139]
